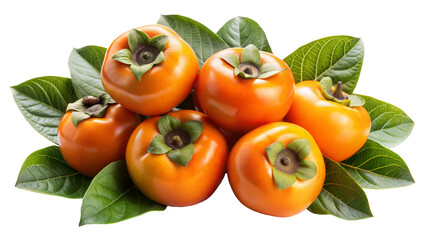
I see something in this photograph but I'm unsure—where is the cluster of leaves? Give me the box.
[11,15,414,225]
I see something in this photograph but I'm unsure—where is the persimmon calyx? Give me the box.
[265,139,317,190]
[221,44,284,79]
[147,115,203,167]
[66,93,116,127]
[112,29,168,81]
[320,77,365,107]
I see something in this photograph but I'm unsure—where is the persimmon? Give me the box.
[126,110,228,207]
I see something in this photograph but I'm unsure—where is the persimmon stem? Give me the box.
[274,149,299,174]
[82,96,101,107]
[330,82,348,100]
[171,135,183,149]
[132,46,159,65]
[165,129,191,150]
[238,63,260,78]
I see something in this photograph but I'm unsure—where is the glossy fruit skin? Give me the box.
[285,81,371,162]
[227,122,325,217]
[195,48,295,133]
[58,104,141,177]
[101,25,199,116]
[126,110,228,207]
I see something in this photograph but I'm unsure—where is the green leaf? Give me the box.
[79,160,166,226]
[284,36,364,94]
[286,138,311,160]
[11,76,78,144]
[158,14,229,68]
[340,140,414,189]
[265,141,284,165]
[112,49,133,65]
[307,158,373,220]
[15,146,91,198]
[68,45,107,98]
[128,29,150,53]
[182,120,203,143]
[359,95,414,148]
[295,160,317,180]
[158,115,181,136]
[147,135,171,154]
[273,168,296,190]
[167,144,194,167]
[217,16,272,53]
[240,44,261,66]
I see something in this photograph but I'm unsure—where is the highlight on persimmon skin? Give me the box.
[126,110,228,207]
[195,46,295,134]
[285,80,371,162]
[101,24,199,116]
[227,122,325,217]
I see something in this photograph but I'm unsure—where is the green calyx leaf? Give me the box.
[128,28,151,52]
[295,160,317,180]
[112,28,168,81]
[147,115,203,167]
[221,44,284,79]
[273,168,296,190]
[319,77,364,107]
[111,49,133,65]
[265,141,284,165]
[265,139,318,190]
[241,44,261,66]
[70,111,91,127]
[286,138,311,160]
[147,135,172,154]
[348,95,365,107]
[167,144,194,167]
[182,120,203,143]
[158,115,181,136]
[66,93,115,127]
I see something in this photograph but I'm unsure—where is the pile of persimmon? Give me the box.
[58,25,370,217]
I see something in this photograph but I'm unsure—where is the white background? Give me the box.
[1,0,428,239]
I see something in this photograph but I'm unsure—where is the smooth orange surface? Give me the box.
[126,110,228,207]
[101,25,199,116]
[195,48,295,133]
[285,81,371,162]
[227,122,325,217]
[58,104,141,177]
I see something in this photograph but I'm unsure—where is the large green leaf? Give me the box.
[158,15,229,68]
[79,160,166,226]
[308,158,372,220]
[284,36,364,93]
[68,45,107,98]
[359,95,414,148]
[217,16,272,53]
[11,76,77,144]
[340,140,414,189]
[15,146,91,198]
